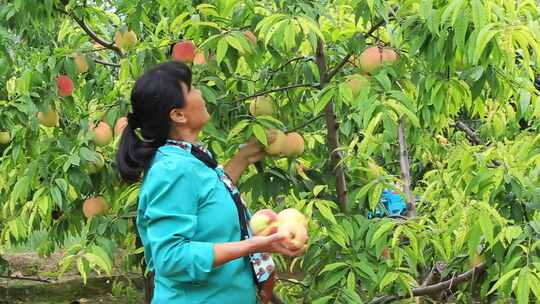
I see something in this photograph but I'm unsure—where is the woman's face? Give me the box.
[176,82,210,131]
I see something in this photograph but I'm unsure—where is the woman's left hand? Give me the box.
[237,135,275,165]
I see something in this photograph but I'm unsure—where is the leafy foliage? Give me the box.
[1,0,540,302]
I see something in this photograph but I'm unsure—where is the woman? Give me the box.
[116,61,305,303]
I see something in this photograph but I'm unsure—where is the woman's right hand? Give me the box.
[249,233,307,257]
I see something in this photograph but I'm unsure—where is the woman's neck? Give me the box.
[169,128,199,145]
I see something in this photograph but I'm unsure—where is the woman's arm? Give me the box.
[212,234,306,267]
[224,137,274,184]
[223,153,250,185]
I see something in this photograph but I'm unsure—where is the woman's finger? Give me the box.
[266,233,286,244]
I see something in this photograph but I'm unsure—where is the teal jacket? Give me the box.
[136,144,257,303]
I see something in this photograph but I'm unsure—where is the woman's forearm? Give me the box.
[223,154,250,184]
[212,239,255,267]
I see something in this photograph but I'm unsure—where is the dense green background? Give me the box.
[1,0,540,302]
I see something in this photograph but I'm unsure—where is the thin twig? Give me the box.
[272,56,313,73]
[325,19,387,82]
[264,56,314,90]
[93,59,120,67]
[228,83,319,103]
[289,113,325,132]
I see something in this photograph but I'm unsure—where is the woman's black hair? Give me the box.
[116,60,192,182]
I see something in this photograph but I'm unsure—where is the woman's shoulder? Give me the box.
[145,146,215,181]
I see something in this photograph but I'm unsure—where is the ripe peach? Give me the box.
[0,131,11,144]
[282,132,304,157]
[346,74,369,97]
[37,110,59,127]
[358,47,398,73]
[82,196,109,218]
[74,53,88,74]
[91,121,113,146]
[264,129,286,156]
[172,40,196,62]
[193,51,207,65]
[250,209,279,236]
[278,208,307,227]
[114,117,128,137]
[57,75,74,97]
[278,221,308,250]
[249,96,273,117]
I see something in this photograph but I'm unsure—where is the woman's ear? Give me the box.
[170,108,187,124]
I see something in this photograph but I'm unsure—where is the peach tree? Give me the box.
[1,0,540,303]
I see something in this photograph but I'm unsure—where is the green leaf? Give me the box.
[264,19,288,47]
[76,257,88,284]
[473,23,499,64]
[50,186,62,209]
[369,182,383,210]
[516,268,530,304]
[528,272,540,300]
[216,38,228,64]
[79,147,97,162]
[10,176,30,206]
[384,100,420,128]
[478,211,494,244]
[346,271,356,291]
[342,289,363,303]
[225,35,245,54]
[487,268,520,295]
[84,252,112,275]
[227,120,249,141]
[315,200,337,225]
[319,262,347,274]
[313,185,326,197]
[380,272,399,290]
[370,221,394,247]
[352,261,378,282]
[297,16,324,41]
[252,124,267,146]
[314,86,335,115]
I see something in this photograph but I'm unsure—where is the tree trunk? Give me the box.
[398,120,416,216]
[315,39,348,212]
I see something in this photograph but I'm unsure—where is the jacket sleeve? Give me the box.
[143,158,214,282]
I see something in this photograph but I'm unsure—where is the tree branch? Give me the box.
[368,263,487,304]
[93,59,120,67]
[72,16,123,55]
[0,275,53,283]
[452,121,501,166]
[411,263,486,297]
[453,121,482,145]
[56,8,122,55]
[229,83,318,103]
[325,19,387,82]
[398,119,416,217]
